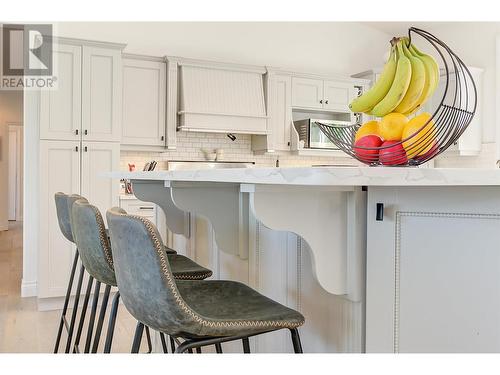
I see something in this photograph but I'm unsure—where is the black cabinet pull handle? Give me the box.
[319,99,323,104]
[75,129,79,135]
[84,146,88,152]
[75,146,79,152]
[84,129,88,135]
[376,203,384,221]
[325,100,329,104]
[161,135,164,141]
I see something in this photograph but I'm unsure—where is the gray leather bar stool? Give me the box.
[70,199,213,353]
[106,208,305,354]
[53,192,87,353]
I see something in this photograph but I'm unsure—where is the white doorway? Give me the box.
[8,123,23,222]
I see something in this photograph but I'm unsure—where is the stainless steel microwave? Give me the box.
[294,119,351,150]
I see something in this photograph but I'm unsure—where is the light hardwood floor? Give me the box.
[0,222,152,353]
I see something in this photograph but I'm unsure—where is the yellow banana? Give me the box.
[371,40,412,118]
[405,43,440,115]
[394,40,425,114]
[349,45,397,113]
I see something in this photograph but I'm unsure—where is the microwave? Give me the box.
[294,119,352,150]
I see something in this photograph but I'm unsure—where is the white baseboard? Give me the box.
[37,290,120,312]
[21,279,37,297]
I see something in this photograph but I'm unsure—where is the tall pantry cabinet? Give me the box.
[38,39,124,299]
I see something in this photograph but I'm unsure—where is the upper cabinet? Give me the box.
[292,77,324,109]
[40,39,125,142]
[122,55,166,147]
[40,44,82,141]
[292,77,357,112]
[82,46,122,142]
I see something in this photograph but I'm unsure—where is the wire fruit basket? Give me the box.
[317,27,477,166]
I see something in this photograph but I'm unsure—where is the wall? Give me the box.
[0,90,23,231]
[54,22,391,76]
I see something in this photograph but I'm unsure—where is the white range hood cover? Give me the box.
[177,59,268,134]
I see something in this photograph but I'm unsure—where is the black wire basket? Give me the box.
[317,27,477,166]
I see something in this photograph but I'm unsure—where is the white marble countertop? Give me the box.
[107,166,500,187]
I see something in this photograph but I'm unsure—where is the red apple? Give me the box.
[354,135,383,164]
[379,141,408,166]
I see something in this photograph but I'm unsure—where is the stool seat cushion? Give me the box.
[168,254,212,280]
[175,280,305,337]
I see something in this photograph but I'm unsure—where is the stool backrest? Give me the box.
[106,207,199,335]
[54,192,74,243]
[72,199,116,286]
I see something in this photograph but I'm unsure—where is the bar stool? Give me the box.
[53,192,87,353]
[70,198,213,353]
[106,208,305,354]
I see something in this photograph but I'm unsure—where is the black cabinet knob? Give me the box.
[319,99,323,104]
[376,203,384,221]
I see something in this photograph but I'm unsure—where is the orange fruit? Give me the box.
[402,112,436,158]
[355,120,381,142]
[378,113,409,141]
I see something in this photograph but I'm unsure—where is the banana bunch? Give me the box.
[350,37,439,117]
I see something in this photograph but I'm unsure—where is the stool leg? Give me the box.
[54,250,79,353]
[215,343,223,353]
[290,328,303,353]
[170,336,176,353]
[145,326,152,353]
[159,333,169,353]
[196,347,202,353]
[242,337,250,353]
[103,291,120,353]
[131,322,144,353]
[64,263,85,353]
[84,281,101,353]
[91,284,111,353]
[72,275,94,353]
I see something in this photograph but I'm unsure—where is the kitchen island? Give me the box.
[108,167,500,353]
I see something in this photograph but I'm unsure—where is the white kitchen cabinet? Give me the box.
[40,41,123,142]
[366,186,500,353]
[38,140,120,299]
[292,77,324,109]
[38,140,81,298]
[121,56,166,147]
[39,44,82,141]
[82,46,122,142]
[81,142,120,213]
[271,74,292,151]
[292,77,357,112]
[323,80,357,112]
[430,67,483,156]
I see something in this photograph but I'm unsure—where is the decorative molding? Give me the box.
[393,211,500,353]
[50,36,127,50]
[122,53,164,62]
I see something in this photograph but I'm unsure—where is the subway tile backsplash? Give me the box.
[120,131,360,170]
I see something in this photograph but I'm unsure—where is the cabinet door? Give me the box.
[38,140,81,298]
[271,74,292,150]
[81,142,120,215]
[82,47,122,142]
[122,58,166,146]
[366,186,500,353]
[40,44,81,141]
[291,77,323,109]
[323,80,356,112]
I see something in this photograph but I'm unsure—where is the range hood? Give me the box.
[176,58,268,135]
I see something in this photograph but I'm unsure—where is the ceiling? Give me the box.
[364,22,455,36]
